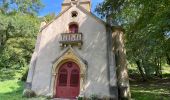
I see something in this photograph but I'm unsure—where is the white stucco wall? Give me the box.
[30,5,112,97]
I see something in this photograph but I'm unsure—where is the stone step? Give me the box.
[52,98,76,100]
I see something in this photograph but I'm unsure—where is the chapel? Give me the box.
[25,0,130,99]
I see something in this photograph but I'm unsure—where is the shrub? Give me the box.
[89,94,98,100]
[22,89,36,98]
[21,68,29,81]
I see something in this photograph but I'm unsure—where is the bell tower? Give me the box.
[62,0,91,12]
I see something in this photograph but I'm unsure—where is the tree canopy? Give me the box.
[0,0,42,80]
[96,0,170,80]
[0,0,43,15]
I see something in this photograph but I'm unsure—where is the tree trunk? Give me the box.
[166,53,170,65]
[0,34,2,47]
[1,24,10,46]
[155,57,160,77]
[159,57,162,79]
[135,60,147,81]
[112,27,131,100]
[155,57,163,79]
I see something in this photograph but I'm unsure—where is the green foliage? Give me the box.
[96,0,170,79]
[78,97,84,100]
[43,13,56,23]
[0,0,42,82]
[89,94,98,100]
[21,68,29,81]
[0,0,43,15]
[0,13,40,80]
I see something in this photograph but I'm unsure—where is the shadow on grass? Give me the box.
[130,80,170,100]
[131,91,170,100]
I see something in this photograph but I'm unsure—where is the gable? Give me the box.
[40,5,106,33]
[36,5,108,55]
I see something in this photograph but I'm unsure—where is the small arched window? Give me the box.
[69,23,78,33]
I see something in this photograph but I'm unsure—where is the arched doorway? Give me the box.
[56,61,80,99]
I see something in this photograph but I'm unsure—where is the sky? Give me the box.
[39,0,104,16]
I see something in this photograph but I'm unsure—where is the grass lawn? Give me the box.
[129,64,170,100]
[0,79,170,100]
[0,80,47,100]
[130,80,170,100]
[0,65,170,100]
[0,80,25,100]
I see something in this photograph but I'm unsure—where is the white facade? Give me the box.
[26,0,118,99]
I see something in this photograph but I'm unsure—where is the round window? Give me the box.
[71,11,78,18]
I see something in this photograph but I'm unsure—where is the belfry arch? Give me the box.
[50,47,87,97]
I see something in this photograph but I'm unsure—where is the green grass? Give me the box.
[129,64,170,100]
[0,80,25,100]
[0,65,169,100]
[0,80,47,100]
[130,80,170,100]
[0,79,170,100]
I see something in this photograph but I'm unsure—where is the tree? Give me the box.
[43,13,56,23]
[96,0,170,79]
[96,0,131,99]
[96,0,170,99]
[0,13,40,71]
[0,0,43,15]
[0,0,42,80]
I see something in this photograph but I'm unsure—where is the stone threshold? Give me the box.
[52,98,76,100]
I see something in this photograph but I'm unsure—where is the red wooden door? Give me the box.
[56,61,80,99]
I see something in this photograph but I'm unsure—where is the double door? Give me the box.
[56,61,80,99]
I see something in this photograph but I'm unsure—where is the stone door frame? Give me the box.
[50,47,87,98]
